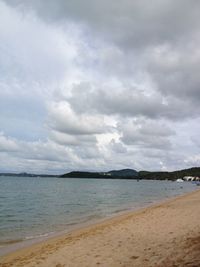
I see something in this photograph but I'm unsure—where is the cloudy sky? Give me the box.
[0,0,200,174]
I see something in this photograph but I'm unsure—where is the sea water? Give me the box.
[0,176,196,248]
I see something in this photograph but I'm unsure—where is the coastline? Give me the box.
[1,179,195,258]
[0,195,170,257]
[1,189,200,266]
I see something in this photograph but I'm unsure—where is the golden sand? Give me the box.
[1,189,200,267]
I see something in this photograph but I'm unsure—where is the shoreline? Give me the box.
[1,189,200,266]
[0,187,196,257]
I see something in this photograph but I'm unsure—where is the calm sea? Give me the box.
[0,176,196,249]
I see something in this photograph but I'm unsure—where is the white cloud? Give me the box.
[0,132,19,152]
[0,0,200,173]
[47,101,109,135]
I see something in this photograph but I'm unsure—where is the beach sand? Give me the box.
[0,189,200,267]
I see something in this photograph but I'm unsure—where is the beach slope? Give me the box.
[1,190,200,267]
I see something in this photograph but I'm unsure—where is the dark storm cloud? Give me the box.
[5,0,200,106]
[67,82,198,121]
[118,119,175,150]
[5,0,200,48]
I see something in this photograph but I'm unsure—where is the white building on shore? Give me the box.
[183,176,200,181]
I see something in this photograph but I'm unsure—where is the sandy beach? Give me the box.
[0,189,200,267]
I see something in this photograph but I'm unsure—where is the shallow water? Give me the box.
[0,176,196,246]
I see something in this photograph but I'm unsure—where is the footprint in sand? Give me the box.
[130,255,139,260]
[55,263,65,267]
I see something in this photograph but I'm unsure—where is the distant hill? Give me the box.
[60,167,200,180]
[138,167,200,180]
[1,167,199,180]
[60,171,109,179]
[60,169,138,179]
[107,169,138,177]
[0,172,58,178]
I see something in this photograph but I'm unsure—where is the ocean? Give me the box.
[0,176,196,250]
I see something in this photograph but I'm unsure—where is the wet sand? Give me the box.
[0,189,200,267]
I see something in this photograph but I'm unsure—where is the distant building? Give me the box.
[183,176,193,181]
[183,176,199,181]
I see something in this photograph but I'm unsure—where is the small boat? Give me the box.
[192,181,200,186]
[176,178,184,183]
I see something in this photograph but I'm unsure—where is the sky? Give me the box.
[0,0,200,174]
